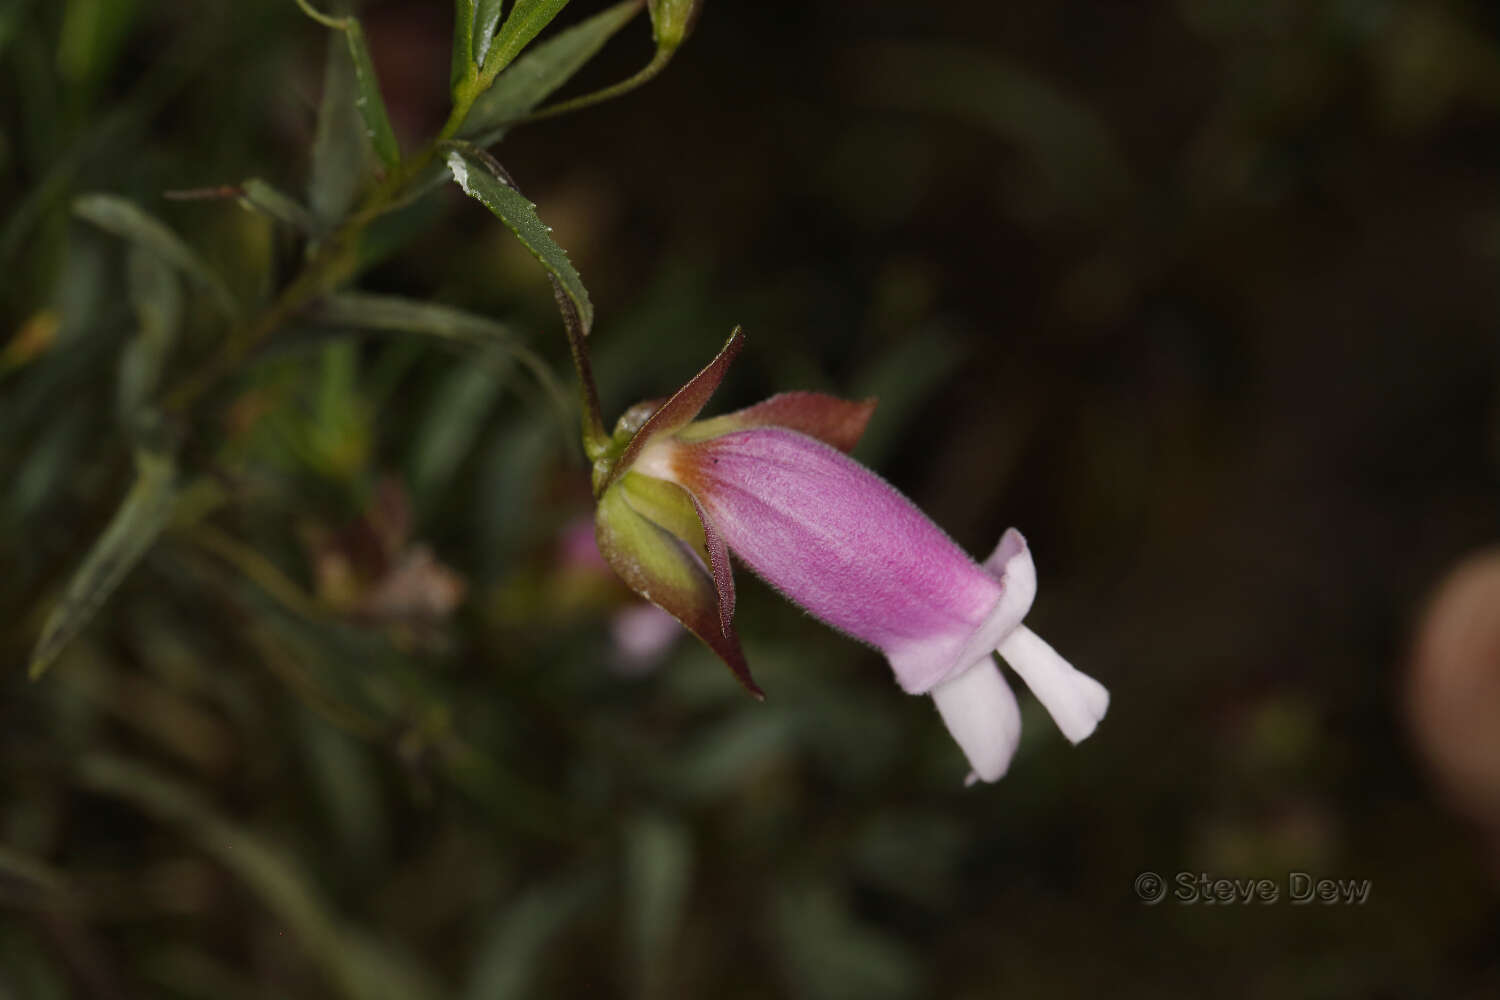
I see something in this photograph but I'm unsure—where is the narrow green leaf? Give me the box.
[0,844,71,899]
[472,0,505,67]
[297,710,388,871]
[464,0,641,144]
[309,29,367,225]
[850,44,1133,217]
[672,710,797,796]
[240,178,319,234]
[444,147,593,334]
[342,19,401,168]
[56,0,139,91]
[30,450,178,679]
[0,0,43,61]
[410,360,505,501]
[623,814,693,997]
[313,292,568,411]
[477,415,552,567]
[313,292,572,443]
[316,291,525,346]
[452,0,476,89]
[117,245,182,427]
[483,0,569,77]
[77,754,443,1000]
[773,882,921,1000]
[850,327,963,465]
[465,874,600,1000]
[72,193,239,321]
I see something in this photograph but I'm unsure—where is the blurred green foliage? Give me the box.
[3,0,1500,997]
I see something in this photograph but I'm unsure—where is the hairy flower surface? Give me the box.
[594,330,1108,781]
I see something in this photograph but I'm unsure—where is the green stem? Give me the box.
[163,144,442,415]
[164,6,653,448]
[291,0,348,30]
[555,281,608,457]
[517,46,674,127]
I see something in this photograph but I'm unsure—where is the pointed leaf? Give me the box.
[452,0,477,88]
[239,178,319,234]
[622,814,693,996]
[483,0,569,76]
[410,360,505,501]
[445,147,592,335]
[316,291,524,349]
[117,245,182,426]
[463,0,641,144]
[601,327,742,494]
[0,0,43,62]
[464,873,601,1000]
[57,0,140,91]
[341,19,400,168]
[472,0,506,67]
[849,327,962,465]
[294,2,400,167]
[30,450,178,678]
[72,193,239,321]
[312,292,570,419]
[309,29,367,224]
[597,481,759,696]
[78,754,443,1000]
[679,391,877,453]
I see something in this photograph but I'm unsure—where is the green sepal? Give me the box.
[596,475,759,697]
[618,471,706,565]
[595,327,742,497]
[676,391,877,454]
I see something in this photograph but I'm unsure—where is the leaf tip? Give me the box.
[445,149,473,194]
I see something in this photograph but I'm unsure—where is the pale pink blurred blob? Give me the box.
[1409,547,1500,875]
[557,515,610,573]
[556,515,680,674]
[610,603,683,676]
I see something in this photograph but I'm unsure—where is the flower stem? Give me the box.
[551,278,609,458]
[517,46,674,127]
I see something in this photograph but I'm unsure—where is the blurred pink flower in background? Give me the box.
[555,515,681,673]
[1410,547,1500,875]
[610,603,683,675]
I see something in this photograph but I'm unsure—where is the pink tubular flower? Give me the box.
[593,329,1108,782]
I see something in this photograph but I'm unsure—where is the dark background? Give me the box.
[3,0,1499,996]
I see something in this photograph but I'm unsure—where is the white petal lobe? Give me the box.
[997,625,1109,744]
[931,659,1023,783]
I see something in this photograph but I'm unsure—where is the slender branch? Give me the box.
[291,0,349,30]
[187,523,327,624]
[161,143,441,415]
[164,1,650,450]
[551,276,609,458]
[515,47,674,127]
